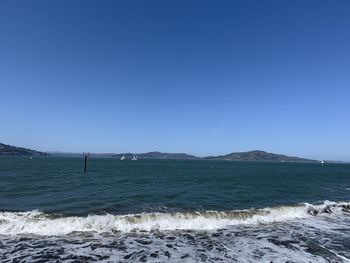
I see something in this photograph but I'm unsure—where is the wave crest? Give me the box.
[0,201,349,236]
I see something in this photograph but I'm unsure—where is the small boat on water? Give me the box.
[120,155,125,161]
[131,155,137,161]
[321,160,324,165]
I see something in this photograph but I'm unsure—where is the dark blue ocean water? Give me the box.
[0,157,349,215]
[1,156,350,262]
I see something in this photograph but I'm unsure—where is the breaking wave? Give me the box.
[0,201,349,236]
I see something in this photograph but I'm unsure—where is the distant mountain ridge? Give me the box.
[112,151,199,160]
[205,150,316,162]
[1,143,317,162]
[0,143,46,156]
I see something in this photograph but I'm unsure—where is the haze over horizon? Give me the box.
[1,1,350,161]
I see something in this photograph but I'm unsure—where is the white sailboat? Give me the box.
[120,155,125,161]
[131,155,137,161]
[321,160,324,165]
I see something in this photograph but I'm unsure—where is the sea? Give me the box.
[0,156,349,262]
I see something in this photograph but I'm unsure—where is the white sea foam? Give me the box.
[0,201,349,236]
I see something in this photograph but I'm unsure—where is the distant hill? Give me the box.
[96,152,199,160]
[0,143,47,156]
[205,150,316,162]
[86,150,316,162]
[2,143,318,162]
[48,151,198,160]
[138,151,198,160]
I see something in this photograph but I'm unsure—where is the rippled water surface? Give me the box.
[0,157,350,262]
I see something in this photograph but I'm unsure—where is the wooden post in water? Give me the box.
[83,153,89,173]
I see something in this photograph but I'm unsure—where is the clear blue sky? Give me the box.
[1,1,349,161]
